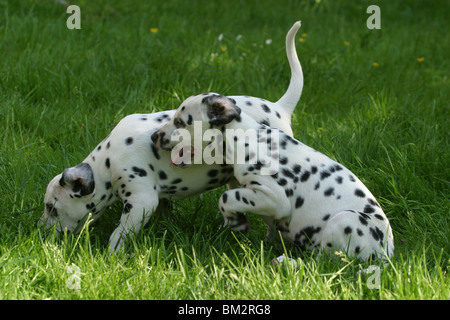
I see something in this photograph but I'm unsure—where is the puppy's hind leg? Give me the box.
[319,210,394,262]
[218,187,290,233]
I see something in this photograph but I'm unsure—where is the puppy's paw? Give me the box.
[271,255,298,268]
[224,213,251,233]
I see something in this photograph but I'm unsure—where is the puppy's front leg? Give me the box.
[109,193,159,254]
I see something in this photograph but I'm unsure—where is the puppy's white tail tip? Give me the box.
[277,20,303,117]
[288,21,301,36]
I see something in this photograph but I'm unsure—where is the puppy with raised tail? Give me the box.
[153,92,394,262]
[40,22,304,253]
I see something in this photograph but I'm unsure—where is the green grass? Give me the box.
[0,0,448,300]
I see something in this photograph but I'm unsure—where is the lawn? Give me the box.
[0,0,448,300]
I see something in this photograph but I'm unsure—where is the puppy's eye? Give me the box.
[173,118,186,128]
[46,203,58,218]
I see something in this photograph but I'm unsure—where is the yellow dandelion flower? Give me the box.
[417,57,425,62]
[372,62,379,67]
[344,41,350,46]
[220,45,227,52]
[299,38,305,43]
[302,33,307,37]
[150,28,158,33]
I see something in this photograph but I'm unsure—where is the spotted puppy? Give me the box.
[39,21,304,253]
[153,94,394,262]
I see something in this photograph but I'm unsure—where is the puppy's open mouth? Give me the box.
[170,146,195,167]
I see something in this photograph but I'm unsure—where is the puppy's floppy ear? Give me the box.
[59,163,95,196]
[203,95,241,126]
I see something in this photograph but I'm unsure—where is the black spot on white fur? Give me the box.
[355,189,366,198]
[132,166,147,177]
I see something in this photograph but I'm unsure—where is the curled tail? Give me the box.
[276,21,303,117]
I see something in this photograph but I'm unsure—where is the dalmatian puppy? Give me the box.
[152,93,394,262]
[39,21,304,253]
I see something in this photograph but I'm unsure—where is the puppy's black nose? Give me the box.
[151,131,159,144]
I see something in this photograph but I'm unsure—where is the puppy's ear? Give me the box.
[59,163,95,196]
[203,95,241,126]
